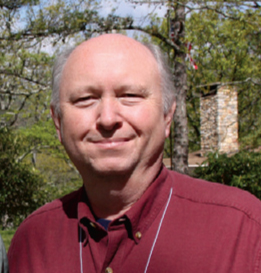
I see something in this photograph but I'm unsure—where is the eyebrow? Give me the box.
[70,84,150,96]
[115,84,150,95]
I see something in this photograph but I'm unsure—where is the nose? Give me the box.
[97,98,122,131]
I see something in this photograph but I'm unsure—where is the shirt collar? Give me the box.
[77,165,172,244]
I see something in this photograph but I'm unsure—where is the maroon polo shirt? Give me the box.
[8,166,261,273]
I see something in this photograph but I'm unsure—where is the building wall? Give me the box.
[200,85,239,155]
[200,94,218,153]
[217,86,239,153]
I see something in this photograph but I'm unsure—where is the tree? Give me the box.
[185,1,261,150]
[170,2,188,173]
[0,0,104,129]
[0,127,47,228]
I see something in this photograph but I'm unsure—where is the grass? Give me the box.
[1,229,16,251]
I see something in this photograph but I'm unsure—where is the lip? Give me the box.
[90,138,131,149]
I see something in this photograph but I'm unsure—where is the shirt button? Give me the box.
[105,267,113,273]
[135,231,142,239]
[89,222,96,228]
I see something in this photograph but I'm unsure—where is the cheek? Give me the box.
[128,111,152,134]
[129,106,165,136]
[61,110,93,138]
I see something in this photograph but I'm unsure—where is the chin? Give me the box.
[91,160,137,176]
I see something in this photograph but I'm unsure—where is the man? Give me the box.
[0,235,8,273]
[8,34,261,272]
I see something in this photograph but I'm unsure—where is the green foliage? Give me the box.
[193,151,261,199]
[186,5,261,149]
[0,1,93,228]
[0,0,106,129]
[0,123,82,228]
[0,128,47,228]
[143,2,261,154]
[18,120,82,199]
[1,229,16,251]
[0,0,39,10]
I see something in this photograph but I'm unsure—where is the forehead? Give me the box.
[58,35,163,101]
[62,35,160,79]
[70,34,155,61]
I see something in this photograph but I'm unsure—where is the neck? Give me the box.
[81,163,162,221]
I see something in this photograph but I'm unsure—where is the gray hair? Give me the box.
[142,42,176,114]
[51,41,175,116]
[51,46,76,116]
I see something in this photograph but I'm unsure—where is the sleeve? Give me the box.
[7,224,34,273]
[7,215,49,273]
[0,235,8,273]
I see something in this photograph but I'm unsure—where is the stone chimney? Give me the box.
[200,85,239,155]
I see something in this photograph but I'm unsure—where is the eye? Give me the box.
[123,93,141,98]
[74,95,98,107]
[119,93,144,105]
[78,96,92,101]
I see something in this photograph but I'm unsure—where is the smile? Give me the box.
[91,138,131,149]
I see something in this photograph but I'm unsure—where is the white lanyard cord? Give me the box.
[79,226,83,273]
[144,187,173,273]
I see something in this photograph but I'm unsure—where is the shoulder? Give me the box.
[167,170,261,226]
[8,187,83,266]
[13,187,82,233]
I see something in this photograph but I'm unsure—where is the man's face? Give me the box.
[52,35,174,177]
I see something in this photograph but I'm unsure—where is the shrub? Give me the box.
[193,151,261,199]
[0,128,47,228]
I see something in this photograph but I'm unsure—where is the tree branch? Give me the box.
[0,70,49,88]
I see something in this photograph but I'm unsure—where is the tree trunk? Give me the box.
[172,3,189,174]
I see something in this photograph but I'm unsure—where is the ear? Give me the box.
[164,100,176,138]
[50,105,62,143]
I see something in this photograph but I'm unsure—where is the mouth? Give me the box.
[90,138,132,149]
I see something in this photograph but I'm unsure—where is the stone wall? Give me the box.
[217,86,239,153]
[200,85,239,155]
[200,93,218,153]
